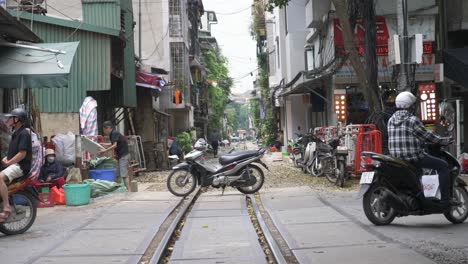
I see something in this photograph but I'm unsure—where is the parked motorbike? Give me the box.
[358,143,468,225]
[166,139,269,197]
[0,177,40,235]
[309,135,348,187]
[290,133,304,168]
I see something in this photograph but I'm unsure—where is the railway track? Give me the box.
[140,189,295,264]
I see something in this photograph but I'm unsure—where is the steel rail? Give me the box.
[148,187,201,264]
[249,194,287,264]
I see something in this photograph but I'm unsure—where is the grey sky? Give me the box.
[202,0,258,95]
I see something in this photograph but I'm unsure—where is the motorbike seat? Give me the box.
[362,151,420,175]
[219,150,258,165]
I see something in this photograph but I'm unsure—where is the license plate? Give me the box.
[360,171,375,184]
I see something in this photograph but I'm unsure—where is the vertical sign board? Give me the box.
[334,90,347,123]
[418,83,437,123]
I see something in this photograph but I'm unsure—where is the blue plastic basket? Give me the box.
[89,169,115,182]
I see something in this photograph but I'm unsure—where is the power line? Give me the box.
[216,6,251,16]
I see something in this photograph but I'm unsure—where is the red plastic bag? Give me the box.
[50,186,65,205]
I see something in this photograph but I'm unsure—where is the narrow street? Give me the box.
[1,143,467,264]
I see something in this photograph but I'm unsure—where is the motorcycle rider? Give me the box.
[0,108,32,222]
[388,91,454,207]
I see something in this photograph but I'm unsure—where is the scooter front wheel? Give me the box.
[310,157,323,177]
[336,159,346,188]
[444,186,468,224]
[167,169,197,197]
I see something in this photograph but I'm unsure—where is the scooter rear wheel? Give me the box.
[237,164,265,194]
[0,191,37,235]
[444,186,468,224]
[363,184,397,226]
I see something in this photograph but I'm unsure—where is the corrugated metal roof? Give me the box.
[0,7,42,43]
[82,1,120,30]
[25,21,112,113]
[8,10,119,36]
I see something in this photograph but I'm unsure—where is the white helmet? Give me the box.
[395,91,417,109]
[194,138,207,150]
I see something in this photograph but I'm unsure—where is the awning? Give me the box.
[443,48,468,89]
[136,71,166,91]
[0,41,79,89]
[280,72,332,98]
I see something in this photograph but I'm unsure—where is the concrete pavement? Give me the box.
[0,192,182,264]
[168,191,267,264]
[260,187,437,264]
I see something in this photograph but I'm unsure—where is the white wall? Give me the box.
[374,0,437,16]
[285,95,308,141]
[132,0,170,72]
[285,0,308,32]
[41,113,80,136]
[285,32,308,83]
[274,7,288,84]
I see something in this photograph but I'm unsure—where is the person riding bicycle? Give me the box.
[0,108,32,222]
[388,91,455,208]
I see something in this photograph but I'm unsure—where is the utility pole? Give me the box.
[397,0,410,91]
[138,0,142,69]
[363,0,381,111]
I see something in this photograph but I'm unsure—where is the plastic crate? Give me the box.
[89,169,115,182]
[37,186,54,208]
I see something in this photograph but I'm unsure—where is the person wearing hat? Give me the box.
[388,91,455,208]
[0,108,32,222]
[38,149,65,189]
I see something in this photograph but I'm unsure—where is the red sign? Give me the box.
[334,16,390,56]
[423,41,433,54]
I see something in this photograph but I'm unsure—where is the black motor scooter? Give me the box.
[358,143,468,225]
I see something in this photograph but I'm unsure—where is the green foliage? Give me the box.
[249,99,261,131]
[225,103,250,132]
[265,0,291,12]
[175,132,193,154]
[203,49,232,137]
[208,86,228,134]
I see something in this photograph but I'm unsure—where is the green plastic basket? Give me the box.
[63,184,91,206]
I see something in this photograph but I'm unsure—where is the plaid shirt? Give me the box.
[388,110,450,162]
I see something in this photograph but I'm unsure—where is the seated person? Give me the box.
[274,130,284,149]
[37,149,65,189]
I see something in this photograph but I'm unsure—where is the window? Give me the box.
[276,37,280,69]
[284,6,288,35]
[305,45,315,71]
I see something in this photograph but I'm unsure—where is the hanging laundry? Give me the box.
[173,89,182,105]
[79,96,98,136]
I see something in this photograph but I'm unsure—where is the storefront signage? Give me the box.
[334,16,435,57]
[334,54,436,84]
[418,83,438,122]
